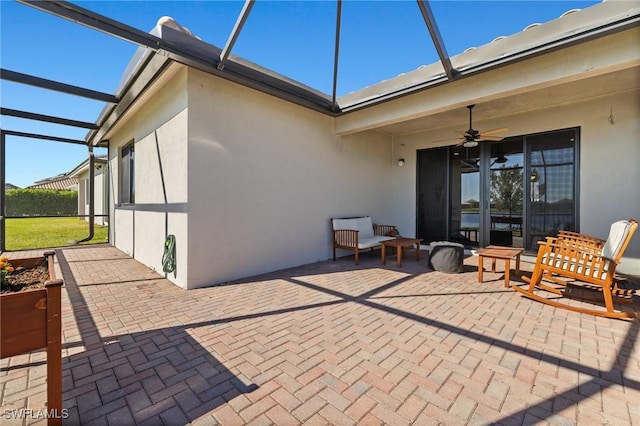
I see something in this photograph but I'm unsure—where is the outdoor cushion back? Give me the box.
[332,217,375,239]
[601,220,632,261]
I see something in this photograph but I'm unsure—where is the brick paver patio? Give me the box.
[1,244,639,425]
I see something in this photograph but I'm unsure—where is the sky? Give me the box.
[0,0,600,188]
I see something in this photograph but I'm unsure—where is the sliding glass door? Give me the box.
[416,128,579,253]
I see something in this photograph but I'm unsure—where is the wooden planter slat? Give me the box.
[0,289,48,357]
[1,252,63,425]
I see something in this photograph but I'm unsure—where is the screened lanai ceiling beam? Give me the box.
[2,130,88,146]
[18,0,336,115]
[217,0,255,71]
[17,0,640,118]
[416,0,457,81]
[17,1,162,53]
[0,108,98,130]
[0,69,118,104]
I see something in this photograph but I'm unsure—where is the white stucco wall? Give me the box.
[93,170,104,226]
[186,69,392,288]
[108,68,190,288]
[392,89,640,274]
[579,90,640,274]
[77,168,107,226]
[77,175,86,219]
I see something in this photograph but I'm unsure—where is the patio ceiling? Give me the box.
[370,67,640,137]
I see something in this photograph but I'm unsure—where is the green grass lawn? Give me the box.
[5,217,108,251]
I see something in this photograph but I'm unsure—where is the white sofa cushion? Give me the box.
[358,235,395,249]
[332,217,375,239]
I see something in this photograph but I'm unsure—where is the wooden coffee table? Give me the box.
[477,245,524,287]
[381,238,422,267]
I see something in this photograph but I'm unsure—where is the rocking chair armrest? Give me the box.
[333,229,359,247]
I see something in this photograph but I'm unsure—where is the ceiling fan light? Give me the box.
[463,140,478,148]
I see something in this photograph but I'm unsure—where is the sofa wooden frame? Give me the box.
[331,217,397,265]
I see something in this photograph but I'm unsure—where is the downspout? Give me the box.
[77,145,95,243]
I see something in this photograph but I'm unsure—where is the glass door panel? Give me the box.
[489,140,524,248]
[526,130,576,251]
[450,146,480,247]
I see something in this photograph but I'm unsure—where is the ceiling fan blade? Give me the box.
[480,127,509,136]
[455,130,472,137]
[428,136,468,147]
[478,135,505,141]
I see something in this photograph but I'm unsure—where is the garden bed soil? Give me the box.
[1,263,49,293]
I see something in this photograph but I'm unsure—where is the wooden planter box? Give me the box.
[1,251,63,425]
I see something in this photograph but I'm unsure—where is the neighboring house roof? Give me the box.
[4,183,19,190]
[28,174,78,191]
[68,155,108,178]
[28,155,107,190]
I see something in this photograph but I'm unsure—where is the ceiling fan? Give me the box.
[455,104,508,147]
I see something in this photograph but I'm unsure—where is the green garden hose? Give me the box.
[162,234,176,273]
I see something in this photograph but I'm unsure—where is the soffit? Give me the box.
[373,67,640,136]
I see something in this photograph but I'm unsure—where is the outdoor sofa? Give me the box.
[331,216,397,264]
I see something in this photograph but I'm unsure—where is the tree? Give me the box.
[490,165,523,217]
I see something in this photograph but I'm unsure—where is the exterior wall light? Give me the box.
[530,169,539,182]
[397,158,405,167]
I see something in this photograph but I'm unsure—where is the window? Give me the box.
[120,142,135,204]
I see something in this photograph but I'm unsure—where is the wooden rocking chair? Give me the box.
[513,219,638,319]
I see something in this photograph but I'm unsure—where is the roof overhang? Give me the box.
[334,25,640,136]
[337,0,640,112]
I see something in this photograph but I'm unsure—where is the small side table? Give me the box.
[381,238,422,267]
[477,245,524,287]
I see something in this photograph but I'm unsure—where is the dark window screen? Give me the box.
[417,147,448,244]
